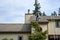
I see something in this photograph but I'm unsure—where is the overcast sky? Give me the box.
[0,0,60,23]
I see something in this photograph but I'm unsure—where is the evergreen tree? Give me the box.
[51,13,54,16]
[58,8,60,16]
[28,21,47,40]
[33,0,41,16]
[53,11,57,16]
[51,11,57,16]
[42,12,46,16]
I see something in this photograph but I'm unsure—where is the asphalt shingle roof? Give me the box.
[31,16,60,23]
[0,24,31,33]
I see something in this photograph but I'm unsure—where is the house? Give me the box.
[0,13,60,40]
[0,23,31,40]
[25,13,60,40]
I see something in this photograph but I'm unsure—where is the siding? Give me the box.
[0,34,28,40]
[48,21,60,35]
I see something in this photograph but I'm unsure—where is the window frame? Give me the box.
[55,20,60,28]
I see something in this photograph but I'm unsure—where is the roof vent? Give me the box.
[28,9,30,14]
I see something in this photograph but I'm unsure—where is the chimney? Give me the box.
[28,9,30,14]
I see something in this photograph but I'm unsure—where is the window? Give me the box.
[56,21,60,27]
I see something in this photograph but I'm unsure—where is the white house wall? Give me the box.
[25,14,33,23]
[48,21,60,35]
[0,34,28,40]
[40,24,47,32]
[48,21,55,35]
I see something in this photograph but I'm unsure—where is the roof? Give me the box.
[0,24,31,33]
[25,13,33,15]
[40,16,60,20]
[31,16,60,23]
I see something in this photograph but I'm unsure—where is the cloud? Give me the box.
[38,0,60,15]
[0,0,26,23]
[0,0,60,23]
